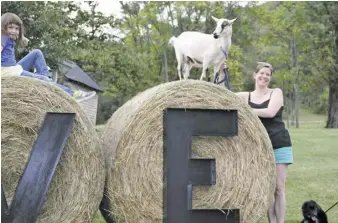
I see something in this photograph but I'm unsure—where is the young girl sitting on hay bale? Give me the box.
[1,12,96,103]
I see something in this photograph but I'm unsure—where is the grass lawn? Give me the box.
[282,109,338,222]
[93,108,338,222]
[282,127,338,222]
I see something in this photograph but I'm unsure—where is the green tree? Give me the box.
[1,1,80,68]
[306,2,338,128]
[243,1,337,128]
[3,1,336,126]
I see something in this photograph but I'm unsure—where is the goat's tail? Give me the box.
[168,36,176,46]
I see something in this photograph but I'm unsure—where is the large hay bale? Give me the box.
[1,76,105,223]
[102,80,276,223]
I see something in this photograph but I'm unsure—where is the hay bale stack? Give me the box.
[102,80,276,223]
[1,76,105,223]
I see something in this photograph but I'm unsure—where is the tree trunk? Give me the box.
[286,100,290,128]
[325,4,338,128]
[294,68,300,129]
[176,6,184,34]
[163,46,169,83]
[291,92,295,127]
[290,36,300,128]
[282,81,290,128]
[287,91,295,127]
[285,93,290,128]
[326,79,338,128]
[294,84,300,128]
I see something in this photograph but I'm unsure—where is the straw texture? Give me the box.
[1,76,105,223]
[102,80,276,223]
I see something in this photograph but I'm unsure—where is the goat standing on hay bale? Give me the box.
[168,16,237,82]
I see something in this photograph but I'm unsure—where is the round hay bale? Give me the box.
[1,76,105,223]
[102,80,276,223]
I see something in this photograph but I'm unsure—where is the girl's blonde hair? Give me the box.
[255,62,273,75]
[1,12,26,48]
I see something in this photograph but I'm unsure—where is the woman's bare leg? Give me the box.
[267,196,276,223]
[268,164,288,223]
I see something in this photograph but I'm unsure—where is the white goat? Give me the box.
[169,16,237,82]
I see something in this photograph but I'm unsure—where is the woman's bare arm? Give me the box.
[252,88,284,118]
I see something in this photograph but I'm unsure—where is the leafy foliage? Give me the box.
[2,1,337,126]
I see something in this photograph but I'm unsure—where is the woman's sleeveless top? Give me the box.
[248,91,292,149]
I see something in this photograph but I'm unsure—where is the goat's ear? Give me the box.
[229,18,237,24]
[211,16,219,22]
